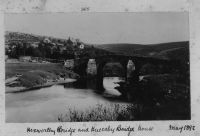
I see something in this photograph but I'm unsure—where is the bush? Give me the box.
[18,70,58,87]
[18,73,46,87]
[58,104,140,122]
[139,63,158,75]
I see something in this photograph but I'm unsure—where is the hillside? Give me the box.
[5,31,68,44]
[96,41,189,61]
[5,31,113,60]
[5,31,189,62]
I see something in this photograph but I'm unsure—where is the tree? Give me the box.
[66,37,73,46]
[32,48,42,57]
[38,41,46,58]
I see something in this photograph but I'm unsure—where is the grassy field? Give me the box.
[6,63,66,78]
[6,62,78,88]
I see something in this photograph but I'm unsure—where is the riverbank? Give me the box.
[6,77,131,123]
[6,62,79,93]
[6,78,76,93]
[58,103,137,122]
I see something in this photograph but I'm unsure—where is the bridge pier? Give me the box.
[127,60,135,79]
[96,61,106,91]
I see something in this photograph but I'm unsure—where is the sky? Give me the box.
[5,12,189,44]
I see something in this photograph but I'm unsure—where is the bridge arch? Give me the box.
[94,58,136,91]
[72,54,172,93]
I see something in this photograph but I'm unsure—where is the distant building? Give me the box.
[59,46,66,53]
[31,42,39,48]
[79,44,85,49]
[43,38,51,43]
[52,43,56,46]
[19,56,32,62]
[64,59,74,69]
[70,37,77,45]
[57,43,64,46]
[66,37,73,45]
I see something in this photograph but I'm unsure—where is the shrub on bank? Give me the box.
[18,71,57,87]
[6,63,80,88]
[58,104,141,122]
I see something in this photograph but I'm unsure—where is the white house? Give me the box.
[79,44,85,49]
[19,56,32,62]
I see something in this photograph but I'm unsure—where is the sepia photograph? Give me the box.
[5,12,190,123]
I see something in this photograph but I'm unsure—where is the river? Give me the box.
[6,77,130,123]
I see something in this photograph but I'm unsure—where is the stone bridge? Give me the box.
[72,54,178,91]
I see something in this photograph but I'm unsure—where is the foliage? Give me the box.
[58,104,141,122]
[5,32,113,60]
[18,72,48,87]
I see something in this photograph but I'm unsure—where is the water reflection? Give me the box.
[63,78,97,90]
[6,77,127,123]
[64,77,125,95]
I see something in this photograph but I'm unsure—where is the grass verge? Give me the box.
[6,62,79,89]
[58,104,141,122]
